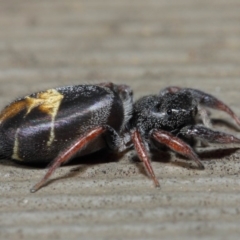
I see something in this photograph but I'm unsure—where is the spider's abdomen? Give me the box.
[0,84,126,162]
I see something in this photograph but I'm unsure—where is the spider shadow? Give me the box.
[171,147,240,169]
[49,150,127,185]
[0,149,126,188]
[130,150,171,177]
[130,146,240,176]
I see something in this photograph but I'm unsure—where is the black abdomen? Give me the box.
[0,84,125,162]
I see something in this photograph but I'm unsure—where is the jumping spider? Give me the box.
[0,83,239,191]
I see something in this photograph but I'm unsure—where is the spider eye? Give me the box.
[167,109,172,115]
[155,103,161,109]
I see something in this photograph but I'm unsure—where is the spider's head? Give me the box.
[157,90,198,130]
[132,90,198,132]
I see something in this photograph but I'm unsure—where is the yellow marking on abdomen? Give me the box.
[0,100,27,124]
[25,89,64,146]
[1,89,64,161]
[12,128,23,161]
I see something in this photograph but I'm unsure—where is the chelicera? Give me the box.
[129,86,240,187]
[0,83,239,192]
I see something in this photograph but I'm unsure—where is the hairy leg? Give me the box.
[132,129,160,187]
[179,125,240,144]
[151,129,204,169]
[186,88,240,126]
[30,127,105,192]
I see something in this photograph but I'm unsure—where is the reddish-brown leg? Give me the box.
[159,86,181,96]
[215,101,240,126]
[152,129,205,170]
[30,127,105,192]
[186,88,240,126]
[132,130,160,187]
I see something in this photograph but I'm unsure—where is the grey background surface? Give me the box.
[0,0,240,239]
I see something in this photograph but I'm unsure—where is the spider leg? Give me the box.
[151,129,204,170]
[185,88,240,126]
[103,126,132,152]
[30,127,105,192]
[131,129,160,187]
[180,125,240,144]
[159,86,181,96]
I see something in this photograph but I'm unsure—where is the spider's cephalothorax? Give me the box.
[132,90,198,133]
[130,87,240,187]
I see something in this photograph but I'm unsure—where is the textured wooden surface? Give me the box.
[0,0,240,239]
